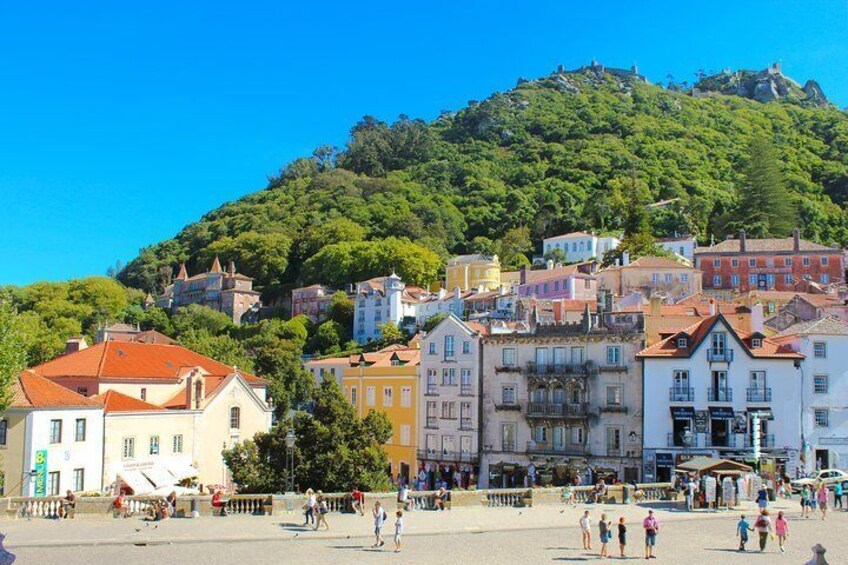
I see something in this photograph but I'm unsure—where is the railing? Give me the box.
[426,384,438,395]
[526,402,587,417]
[707,348,734,363]
[526,441,586,456]
[417,450,478,463]
[669,387,694,401]
[320,493,352,513]
[460,418,473,430]
[634,483,672,501]
[745,434,775,448]
[226,495,272,515]
[485,488,531,507]
[426,416,438,428]
[746,388,772,402]
[460,384,473,396]
[708,387,733,402]
[9,497,63,519]
[598,364,628,372]
[502,441,516,452]
[667,432,704,448]
[525,362,587,376]
[706,434,737,448]
[126,496,165,516]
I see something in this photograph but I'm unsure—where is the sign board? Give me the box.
[643,450,657,482]
[704,476,717,503]
[819,437,848,446]
[694,410,709,433]
[732,412,748,434]
[34,449,47,497]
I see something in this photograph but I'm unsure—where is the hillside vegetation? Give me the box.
[118,66,848,300]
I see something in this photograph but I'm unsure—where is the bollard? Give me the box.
[805,544,828,565]
[190,498,200,519]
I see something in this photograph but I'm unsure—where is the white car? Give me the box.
[791,469,848,490]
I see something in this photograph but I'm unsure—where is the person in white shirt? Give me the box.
[394,510,404,553]
[579,510,593,550]
[372,501,387,548]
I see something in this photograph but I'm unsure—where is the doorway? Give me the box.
[816,449,829,470]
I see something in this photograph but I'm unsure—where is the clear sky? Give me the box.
[2,1,847,285]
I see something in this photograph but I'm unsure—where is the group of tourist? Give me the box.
[736,509,790,553]
[578,508,659,559]
[370,501,404,552]
[301,489,330,530]
[799,482,843,520]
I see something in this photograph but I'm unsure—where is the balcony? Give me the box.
[525,362,587,376]
[667,432,704,448]
[744,434,775,449]
[706,434,737,448]
[417,450,478,463]
[526,402,588,418]
[460,418,473,431]
[460,384,473,396]
[425,385,438,396]
[707,348,734,363]
[526,441,586,456]
[669,387,694,402]
[746,388,772,402]
[708,387,733,402]
[425,417,438,429]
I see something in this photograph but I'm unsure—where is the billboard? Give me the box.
[34,449,47,497]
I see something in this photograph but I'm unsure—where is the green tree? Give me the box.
[376,321,405,348]
[733,137,797,237]
[308,320,345,354]
[327,292,354,330]
[422,312,449,333]
[249,336,314,418]
[171,304,233,336]
[0,301,27,412]
[205,231,292,287]
[178,329,253,371]
[543,247,568,265]
[495,227,532,270]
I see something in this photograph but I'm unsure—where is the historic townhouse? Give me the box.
[479,310,645,488]
[596,256,702,301]
[445,254,501,292]
[638,315,803,482]
[418,315,485,489]
[353,274,426,343]
[695,229,844,294]
[290,284,338,324]
[515,264,597,301]
[543,231,620,263]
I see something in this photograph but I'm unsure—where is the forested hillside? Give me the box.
[119,65,848,300]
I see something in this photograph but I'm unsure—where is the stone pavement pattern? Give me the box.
[5,499,843,564]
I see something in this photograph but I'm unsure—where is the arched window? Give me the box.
[531,387,546,403]
[230,407,241,430]
[551,385,565,404]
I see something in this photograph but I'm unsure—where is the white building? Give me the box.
[353,274,427,343]
[418,315,485,488]
[543,232,620,263]
[657,236,697,263]
[638,314,804,482]
[2,371,105,497]
[414,288,468,327]
[774,317,848,473]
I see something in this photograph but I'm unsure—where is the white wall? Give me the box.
[658,239,696,262]
[543,234,620,263]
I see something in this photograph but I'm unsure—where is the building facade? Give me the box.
[638,315,804,482]
[597,256,702,301]
[515,265,597,301]
[418,315,484,489]
[695,229,844,294]
[291,284,337,324]
[657,236,697,262]
[479,311,645,488]
[353,274,425,343]
[445,254,501,292]
[543,232,620,263]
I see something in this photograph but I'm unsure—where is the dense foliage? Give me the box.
[0,301,27,412]
[118,69,848,300]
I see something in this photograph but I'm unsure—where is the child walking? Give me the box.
[775,510,789,553]
[617,516,627,558]
[736,514,753,551]
[579,510,592,550]
[598,513,611,557]
[393,510,404,553]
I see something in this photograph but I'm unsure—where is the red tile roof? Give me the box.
[31,341,267,385]
[92,390,165,413]
[10,371,101,409]
[696,237,836,254]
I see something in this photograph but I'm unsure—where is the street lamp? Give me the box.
[285,428,296,493]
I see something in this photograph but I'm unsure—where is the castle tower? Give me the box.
[176,263,188,281]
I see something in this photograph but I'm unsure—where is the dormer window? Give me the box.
[751,338,762,348]
[677,338,688,348]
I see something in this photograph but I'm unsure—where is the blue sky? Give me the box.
[2,1,847,285]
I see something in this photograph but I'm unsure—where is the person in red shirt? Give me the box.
[211,490,228,516]
[351,488,365,516]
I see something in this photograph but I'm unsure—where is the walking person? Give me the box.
[643,509,659,559]
[800,485,812,518]
[756,485,769,512]
[393,510,404,553]
[314,494,330,531]
[303,488,316,526]
[598,513,611,557]
[685,477,697,511]
[736,514,753,552]
[579,510,592,551]
[372,501,387,548]
[833,481,843,510]
[775,510,789,554]
[617,516,627,558]
[754,509,772,552]
[816,483,829,520]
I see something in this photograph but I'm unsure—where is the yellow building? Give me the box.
[445,254,501,292]
[343,346,419,484]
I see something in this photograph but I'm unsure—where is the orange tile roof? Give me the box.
[31,341,267,385]
[92,390,165,413]
[10,371,101,409]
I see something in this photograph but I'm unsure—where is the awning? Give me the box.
[165,461,200,481]
[117,471,155,495]
[747,408,774,420]
[142,466,177,488]
[670,406,695,419]
[709,406,735,419]
[656,453,674,467]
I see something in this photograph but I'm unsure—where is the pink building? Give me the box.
[515,264,597,301]
[291,284,338,324]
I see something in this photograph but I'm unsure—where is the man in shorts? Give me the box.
[643,509,659,559]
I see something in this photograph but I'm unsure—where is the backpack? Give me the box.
[755,516,767,528]
[382,510,388,521]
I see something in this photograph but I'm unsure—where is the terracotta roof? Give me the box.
[10,371,101,409]
[31,341,267,385]
[447,254,498,264]
[637,315,802,359]
[92,390,165,413]
[132,330,177,345]
[695,237,837,254]
[626,256,694,269]
[210,256,223,274]
[777,317,848,337]
[304,356,352,366]
[546,231,595,239]
[656,236,696,243]
[521,265,591,285]
[352,346,420,367]
[292,284,329,292]
[464,321,490,336]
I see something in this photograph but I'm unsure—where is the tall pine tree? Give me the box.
[735,137,797,238]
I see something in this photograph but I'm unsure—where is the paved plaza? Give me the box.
[4,498,842,564]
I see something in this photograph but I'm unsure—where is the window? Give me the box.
[606,427,622,456]
[731,274,739,287]
[543,283,549,293]
[784,274,793,284]
[748,274,757,285]
[815,409,830,428]
[401,386,412,408]
[814,342,827,358]
[821,274,830,284]
[49,419,62,444]
[350,386,357,405]
[444,335,455,359]
[814,375,829,394]
[73,468,84,492]
[681,273,689,283]
[677,337,688,348]
[382,386,393,407]
[0,421,6,446]
[172,434,183,454]
[713,259,720,267]
[664,273,672,284]
[442,368,457,385]
[731,258,739,267]
[400,425,410,446]
[606,385,622,406]
[534,425,548,443]
[606,346,621,365]
[462,341,471,355]
[651,273,659,284]
[554,280,560,291]
[48,471,60,496]
[785,257,792,266]
[122,437,135,459]
[584,279,591,290]
[426,433,437,452]
[712,332,727,353]
[501,385,516,405]
[803,257,810,266]
[76,387,88,396]
[712,275,721,287]
[230,407,241,429]
[140,388,147,401]
[75,419,86,442]
[460,368,472,394]
[429,342,437,355]
[366,386,375,406]
[502,348,516,367]
[749,258,756,267]
[441,401,456,419]
[571,426,585,444]
[822,256,829,265]
[426,401,438,427]
[149,435,160,456]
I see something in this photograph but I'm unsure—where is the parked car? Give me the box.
[791,469,848,490]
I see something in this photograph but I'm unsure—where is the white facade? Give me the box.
[657,237,697,262]
[414,290,466,326]
[354,274,417,343]
[640,316,803,482]
[18,407,105,496]
[543,232,620,263]
[418,315,482,476]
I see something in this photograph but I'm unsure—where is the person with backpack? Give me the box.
[313,493,330,531]
[754,509,772,552]
[372,501,387,548]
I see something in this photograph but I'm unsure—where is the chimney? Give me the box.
[454,286,461,300]
[793,228,800,251]
[649,295,662,317]
[185,371,194,409]
[708,298,716,316]
[751,302,764,334]
[622,251,630,267]
[546,259,554,271]
[739,229,746,253]
[64,337,88,355]
[520,265,528,285]
[228,260,236,276]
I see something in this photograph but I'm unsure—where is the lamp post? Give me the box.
[285,428,296,494]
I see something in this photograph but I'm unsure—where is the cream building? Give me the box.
[597,256,702,301]
[445,254,501,292]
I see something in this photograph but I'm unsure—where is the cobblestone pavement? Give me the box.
[5,499,844,564]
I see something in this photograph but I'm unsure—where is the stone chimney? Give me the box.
[751,302,764,334]
[739,229,746,253]
[228,260,236,276]
[649,295,662,317]
[793,228,801,251]
[64,337,88,355]
[520,265,528,285]
[546,259,554,270]
[708,298,716,316]
[184,369,204,409]
[622,252,630,267]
